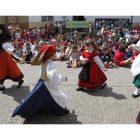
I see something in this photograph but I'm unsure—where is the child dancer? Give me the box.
[11,45,69,119]
[77,39,107,91]
[0,24,24,91]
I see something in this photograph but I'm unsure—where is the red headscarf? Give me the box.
[31,45,56,65]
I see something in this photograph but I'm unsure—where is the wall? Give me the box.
[0,16,5,23]
[19,16,29,23]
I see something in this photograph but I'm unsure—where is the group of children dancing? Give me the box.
[0,23,140,124]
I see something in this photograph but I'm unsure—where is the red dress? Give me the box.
[78,51,107,88]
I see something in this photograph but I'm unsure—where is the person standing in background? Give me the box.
[62,20,66,34]
[55,21,58,35]
[87,24,93,39]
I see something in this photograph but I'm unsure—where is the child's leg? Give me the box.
[66,61,71,65]
[59,57,62,61]
[104,62,108,67]
[108,61,113,66]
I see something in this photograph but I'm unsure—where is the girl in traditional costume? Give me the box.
[11,45,69,120]
[0,24,24,91]
[77,39,107,91]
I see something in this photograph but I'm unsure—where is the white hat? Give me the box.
[119,37,123,41]
[39,41,43,44]
[108,39,112,42]
[52,39,56,42]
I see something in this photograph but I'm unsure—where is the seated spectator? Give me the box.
[131,48,140,63]
[124,43,132,59]
[23,42,31,53]
[67,32,71,40]
[22,46,33,63]
[73,40,79,48]
[37,30,42,41]
[14,44,23,59]
[56,41,64,61]
[100,47,113,68]
[39,40,44,49]
[134,23,140,31]
[64,42,73,60]
[78,41,86,56]
[114,46,131,67]
[73,32,79,41]
[33,45,40,57]
[66,46,80,67]
[31,40,38,52]
[108,45,115,62]
[23,38,32,51]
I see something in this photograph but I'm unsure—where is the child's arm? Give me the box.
[2,42,17,55]
[94,55,107,72]
[46,63,67,85]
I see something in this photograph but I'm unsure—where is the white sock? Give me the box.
[133,88,139,95]
[0,84,5,88]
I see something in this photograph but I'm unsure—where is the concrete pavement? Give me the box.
[0,61,140,124]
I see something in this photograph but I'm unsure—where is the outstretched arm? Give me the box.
[2,42,16,55]
[46,63,66,85]
[94,55,107,72]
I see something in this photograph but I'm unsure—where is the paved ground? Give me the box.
[0,61,140,124]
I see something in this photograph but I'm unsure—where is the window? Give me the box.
[42,16,54,22]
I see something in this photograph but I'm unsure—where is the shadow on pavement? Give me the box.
[23,110,82,124]
[81,86,127,100]
[1,85,30,104]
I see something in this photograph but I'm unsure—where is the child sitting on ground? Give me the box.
[33,45,40,57]
[100,47,113,68]
[66,46,80,67]
[64,42,73,60]
[108,45,115,62]
[22,46,33,63]
[114,46,131,67]
[55,41,64,61]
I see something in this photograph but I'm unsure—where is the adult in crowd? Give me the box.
[87,24,93,39]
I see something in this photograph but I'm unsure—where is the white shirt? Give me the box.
[80,49,107,72]
[2,42,15,55]
[23,42,32,50]
[56,45,64,58]
[15,33,21,38]
[70,53,79,61]
[131,53,140,76]
[89,27,92,33]
[65,47,72,55]
[41,59,69,109]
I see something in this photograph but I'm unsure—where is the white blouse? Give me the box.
[80,50,107,72]
[131,53,140,76]
[2,42,15,55]
[42,59,69,109]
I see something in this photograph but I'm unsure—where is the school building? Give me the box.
[0,16,29,30]
[29,16,140,29]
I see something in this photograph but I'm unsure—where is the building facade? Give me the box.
[29,16,140,29]
[0,16,29,30]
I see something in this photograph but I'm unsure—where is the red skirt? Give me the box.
[0,51,24,84]
[78,63,107,88]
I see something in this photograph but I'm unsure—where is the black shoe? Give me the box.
[0,86,5,91]
[132,94,140,98]
[17,80,24,88]
[100,83,107,89]
[76,87,84,91]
